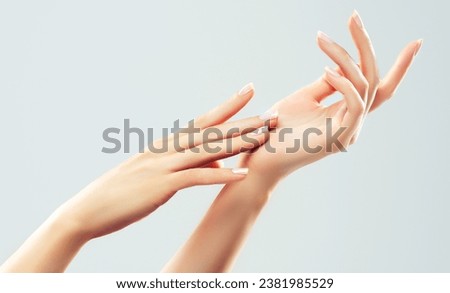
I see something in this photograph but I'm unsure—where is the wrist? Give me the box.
[238,160,283,194]
[49,206,93,245]
[225,167,281,209]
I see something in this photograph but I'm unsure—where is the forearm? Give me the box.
[162,171,279,273]
[0,210,88,273]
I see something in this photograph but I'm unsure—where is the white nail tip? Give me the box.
[352,10,364,29]
[317,31,333,43]
[232,168,249,175]
[259,109,278,121]
[238,82,254,96]
[414,39,423,56]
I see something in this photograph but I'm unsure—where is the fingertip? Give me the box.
[324,66,341,79]
[259,108,278,121]
[269,115,278,129]
[259,109,279,129]
[238,82,255,97]
[245,125,270,147]
[231,167,249,175]
[414,39,423,57]
[317,31,334,45]
[216,160,225,168]
[351,9,364,29]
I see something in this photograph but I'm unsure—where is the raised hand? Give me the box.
[240,10,422,182]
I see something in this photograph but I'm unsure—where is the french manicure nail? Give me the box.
[414,39,423,56]
[352,10,364,29]
[325,66,340,78]
[238,82,254,96]
[259,109,278,121]
[249,126,269,136]
[317,31,334,44]
[232,168,249,175]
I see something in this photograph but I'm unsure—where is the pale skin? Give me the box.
[162,11,422,272]
[1,11,421,273]
[0,85,278,273]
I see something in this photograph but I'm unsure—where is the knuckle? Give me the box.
[360,78,370,92]
[354,100,365,115]
[371,77,381,89]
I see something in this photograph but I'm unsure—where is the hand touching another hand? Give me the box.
[57,83,278,240]
[163,12,423,273]
[0,83,277,272]
[240,11,422,183]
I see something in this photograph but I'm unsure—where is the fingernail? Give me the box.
[249,126,269,136]
[238,82,254,96]
[414,39,423,56]
[325,66,340,78]
[352,10,364,29]
[232,168,248,175]
[317,31,334,44]
[259,109,278,121]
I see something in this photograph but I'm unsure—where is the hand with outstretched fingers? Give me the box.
[239,10,422,185]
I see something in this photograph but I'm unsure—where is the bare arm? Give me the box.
[162,11,421,273]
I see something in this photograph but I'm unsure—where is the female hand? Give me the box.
[240,11,422,183]
[162,12,422,273]
[56,83,278,240]
[0,83,277,272]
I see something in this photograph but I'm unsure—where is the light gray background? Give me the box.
[0,0,448,272]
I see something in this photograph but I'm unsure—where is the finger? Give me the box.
[194,83,255,129]
[175,111,278,151]
[347,10,379,143]
[328,99,346,122]
[317,31,369,100]
[324,67,365,116]
[369,39,422,112]
[301,76,336,103]
[324,67,364,145]
[348,10,380,86]
[168,126,269,170]
[170,167,249,190]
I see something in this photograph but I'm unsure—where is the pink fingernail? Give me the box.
[352,10,364,29]
[238,82,254,96]
[414,39,423,56]
[259,109,278,121]
[317,31,334,44]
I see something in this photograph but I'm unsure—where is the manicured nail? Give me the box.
[249,126,269,136]
[232,168,249,175]
[352,10,364,29]
[414,39,423,56]
[238,82,254,96]
[259,109,278,121]
[317,31,334,44]
[325,66,340,78]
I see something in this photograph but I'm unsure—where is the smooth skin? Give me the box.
[0,84,278,272]
[162,11,422,272]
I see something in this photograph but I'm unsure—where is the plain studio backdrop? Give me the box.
[0,0,447,272]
